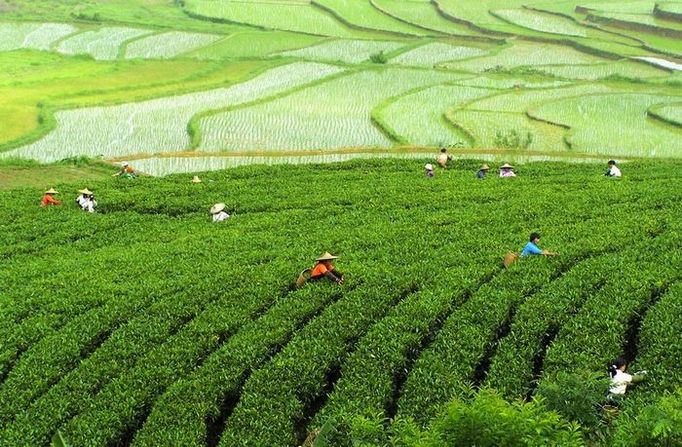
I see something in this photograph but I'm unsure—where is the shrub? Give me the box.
[612,389,682,447]
[389,388,583,446]
[370,51,388,64]
[535,370,608,430]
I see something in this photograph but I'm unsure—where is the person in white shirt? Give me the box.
[605,160,622,177]
[75,188,97,213]
[210,203,230,222]
[436,148,452,169]
[499,163,516,178]
[608,357,646,401]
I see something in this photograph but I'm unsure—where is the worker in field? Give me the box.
[113,162,137,179]
[436,147,452,169]
[424,163,435,178]
[521,232,558,257]
[210,203,230,222]
[605,160,621,177]
[476,164,490,179]
[75,188,97,213]
[504,232,558,267]
[310,252,344,285]
[40,188,61,207]
[499,163,516,178]
[607,357,647,404]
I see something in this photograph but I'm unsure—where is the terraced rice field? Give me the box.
[0,22,77,51]
[0,0,681,170]
[277,39,406,63]
[56,27,152,60]
[124,31,223,59]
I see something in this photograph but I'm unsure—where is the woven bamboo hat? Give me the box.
[480,164,490,170]
[500,163,514,169]
[316,252,338,261]
[424,163,434,170]
[210,203,226,214]
[78,188,93,195]
[191,176,202,183]
[45,188,58,194]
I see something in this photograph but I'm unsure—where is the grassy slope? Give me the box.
[0,159,113,190]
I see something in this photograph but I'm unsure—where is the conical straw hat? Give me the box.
[501,163,514,169]
[191,176,202,183]
[480,164,490,170]
[424,163,433,170]
[210,203,226,214]
[45,188,58,194]
[78,188,93,195]
[316,252,338,261]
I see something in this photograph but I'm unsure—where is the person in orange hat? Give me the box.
[40,188,61,207]
[310,252,344,284]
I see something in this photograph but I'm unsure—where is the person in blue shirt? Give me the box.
[521,232,558,257]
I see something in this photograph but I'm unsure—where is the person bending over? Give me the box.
[310,252,344,284]
[521,232,558,257]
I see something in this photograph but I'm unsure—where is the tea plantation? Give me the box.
[1,159,682,446]
[2,0,682,444]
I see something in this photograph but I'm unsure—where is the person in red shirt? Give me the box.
[40,188,62,207]
[310,252,344,284]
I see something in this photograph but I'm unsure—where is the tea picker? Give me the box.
[520,232,558,257]
[113,162,137,179]
[476,164,490,179]
[605,160,621,177]
[436,148,453,168]
[75,188,97,213]
[499,163,516,178]
[503,232,558,268]
[605,357,647,409]
[40,188,61,207]
[210,203,230,222]
[297,252,344,287]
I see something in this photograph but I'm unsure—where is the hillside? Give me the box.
[0,0,681,173]
[1,159,681,446]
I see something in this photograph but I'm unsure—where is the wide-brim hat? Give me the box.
[316,251,338,261]
[78,188,93,195]
[45,188,58,194]
[122,161,130,167]
[500,163,514,169]
[424,163,433,170]
[480,164,490,170]
[210,203,226,214]
[191,176,202,183]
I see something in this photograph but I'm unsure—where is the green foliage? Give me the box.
[0,160,681,446]
[494,129,533,149]
[390,389,583,446]
[536,371,609,430]
[613,389,682,446]
[370,50,388,64]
